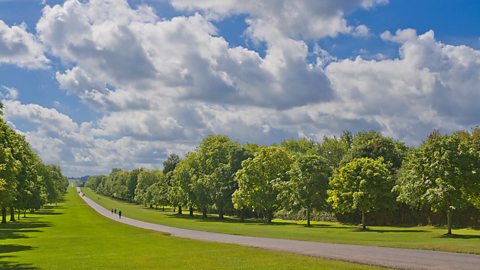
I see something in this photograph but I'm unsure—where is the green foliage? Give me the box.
[395,131,479,234]
[343,131,407,170]
[233,146,292,222]
[328,157,394,228]
[286,154,331,225]
[135,170,163,205]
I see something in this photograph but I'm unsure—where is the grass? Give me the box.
[82,188,480,254]
[0,188,386,270]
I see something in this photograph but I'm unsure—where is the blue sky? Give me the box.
[0,0,479,176]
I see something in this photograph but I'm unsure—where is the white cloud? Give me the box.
[0,85,18,100]
[3,1,480,177]
[171,0,387,40]
[0,20,49,68]
[38,0,333,110]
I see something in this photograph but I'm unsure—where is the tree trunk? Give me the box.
[307,208,311,227]
[17,209,20,220]
[202,208,207,219]
[10,206,15,222]
[173,206,176,213]
[1,207,6,223]
[219,209,224,220]
[178,205,182,215]
[23,209,26,218]
[189,206,194,217]
[162,205,165,212]
[267,211,273,223]
[447,209,453,235]
[361,211,366,230]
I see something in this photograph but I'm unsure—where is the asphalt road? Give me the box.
[77,187,480,270]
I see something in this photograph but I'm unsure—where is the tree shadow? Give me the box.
[0,246,38,269]
[350,228,428,233]
[0,219,51,240]
[439,234,480,239]
[34,209,63,216]
[0,258,39,270]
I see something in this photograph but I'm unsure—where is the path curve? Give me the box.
[77,188,479,270]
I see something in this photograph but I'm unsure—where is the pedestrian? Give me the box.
[114,208,117,214]
[111,208,114,214]
[119,210,122,219]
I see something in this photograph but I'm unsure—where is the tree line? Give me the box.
[0,104,68,223]
[86,129,480,234]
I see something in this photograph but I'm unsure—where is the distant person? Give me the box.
[111,208,114,214]
[114,208,117,214]
[119,210,122,219]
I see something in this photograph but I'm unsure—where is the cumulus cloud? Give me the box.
[324,29,480,143]
[0,20,49,68]
[38,0,332,111]
[3,0,480,176]
[171,0,387,40]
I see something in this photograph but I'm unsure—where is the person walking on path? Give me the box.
[114,208,116,214]
[119,210,122,219]
[111,208,114,214]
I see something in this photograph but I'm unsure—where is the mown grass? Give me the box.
[0,188,386,270]
[82,188,480,254]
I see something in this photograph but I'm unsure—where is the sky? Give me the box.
[0,0,479,177]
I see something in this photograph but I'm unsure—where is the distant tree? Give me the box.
[170,152,199,215]
[126,168,143,202]
[280,139,317,155]
[163,153,180,175]
[343,131,407,170]
[317,132,351,169]
[287,154,330,226]
[196,135,250,219]
[233,146,292,222]
[135,170,162,206]
[328,157,394,230]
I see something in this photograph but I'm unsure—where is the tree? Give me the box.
[147,174,170,210]
[196,135,250,219]
[170,152,199,215]
[163,154,180,175]
[135,170,162,206]
[328,157,394,230]
[343,131,407,170]
[317,132,351,169]
[126,168,143,202]
[233,146,292,222]
[287,154,330,226]
[395,131,477,235]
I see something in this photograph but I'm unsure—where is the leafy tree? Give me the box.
[126,168,143,202]
[287,154,330,226]
[163,153,180,175]
[343,131,407,170]
[328,157,394,230]
[147,174,170,210]
[135,170,162,206]
[280,139,317,155]
[317,132,351,169]
[170,152,199,215]
[233,146,292,222]
[196,135,250,219]
[395,132,477,234]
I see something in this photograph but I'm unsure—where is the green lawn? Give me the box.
[0,188,386,270]
[82,188,480,254]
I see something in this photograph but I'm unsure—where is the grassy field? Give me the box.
[82,188,480,254]
[0,189,386,270]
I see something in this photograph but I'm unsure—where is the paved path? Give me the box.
[77,188,480,270]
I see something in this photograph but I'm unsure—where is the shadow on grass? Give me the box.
[439,234,480,239]
[0,245,34,254]
[0,218,51,241]
[350,228,428,233]
[0,259,39,270]
[33,209,63,216]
